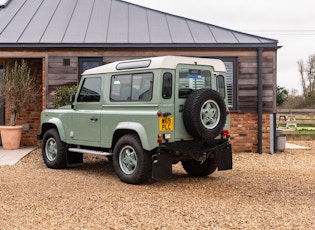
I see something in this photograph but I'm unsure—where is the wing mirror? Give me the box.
[70,91,76,110]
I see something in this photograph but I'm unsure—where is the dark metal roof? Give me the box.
[0,0,278,48]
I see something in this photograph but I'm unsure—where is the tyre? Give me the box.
[42,128,68,169]
[181,155,218,177]
[183,88,226,139]
[113,134,152,184]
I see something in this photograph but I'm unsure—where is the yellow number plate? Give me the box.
[159,116,174,131]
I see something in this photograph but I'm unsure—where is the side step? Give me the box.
[68,148,112,156]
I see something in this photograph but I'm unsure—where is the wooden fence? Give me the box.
[276,109,315,135]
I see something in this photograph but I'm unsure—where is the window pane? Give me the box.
[110,73,153,101]
[110,75,132,101]
[179,68,211,98]
[78,57,103,81]
[116,60,151,70]
[77,78,101,102]
[162,72,172,99]
[138,73,153,101]
[217,75,225,98]
[224,62,234,109]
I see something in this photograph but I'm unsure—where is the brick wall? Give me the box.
[15,105,272,152]
[230,113,270,153]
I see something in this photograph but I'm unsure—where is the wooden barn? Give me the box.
[0,0,280,153]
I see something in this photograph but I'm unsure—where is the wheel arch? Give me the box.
[113,122,150,150]
[40,118,67,142]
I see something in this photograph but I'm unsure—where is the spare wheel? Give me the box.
[183,88,227,139]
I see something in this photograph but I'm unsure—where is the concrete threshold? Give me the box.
[0,147,36,165]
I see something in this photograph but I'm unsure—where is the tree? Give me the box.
[297,53,315,106]
[276,86,288,106]
[0,60,40,126]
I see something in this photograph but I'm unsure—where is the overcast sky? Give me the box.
[124,0,315,94]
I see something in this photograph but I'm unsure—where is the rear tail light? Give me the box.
[157,133,163,143]
[157,133,171,143]
[222,130,230,138]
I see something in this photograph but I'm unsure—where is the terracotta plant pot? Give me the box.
[0,125,23,150]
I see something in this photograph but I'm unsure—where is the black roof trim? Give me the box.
[0,43,280,49]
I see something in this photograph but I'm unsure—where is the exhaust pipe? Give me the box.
[152,154,158,163]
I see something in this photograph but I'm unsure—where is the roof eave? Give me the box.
[0,43,280,49]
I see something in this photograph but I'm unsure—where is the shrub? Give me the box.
[53,85,78,108]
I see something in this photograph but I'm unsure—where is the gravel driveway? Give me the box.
[1,141,314,229]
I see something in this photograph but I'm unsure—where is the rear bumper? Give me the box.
[152,139,232,179]
[158,139,231,162]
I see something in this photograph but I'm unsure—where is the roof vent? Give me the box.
[0,0,11,8]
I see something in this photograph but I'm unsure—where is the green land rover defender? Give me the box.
[37,56,232,184]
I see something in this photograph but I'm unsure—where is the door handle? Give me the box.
[90,117,98,122]
[179,104,184,113]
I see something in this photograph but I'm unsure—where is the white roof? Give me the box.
[83,56,226,76]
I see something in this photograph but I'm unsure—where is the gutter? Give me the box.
[0,43,281,49]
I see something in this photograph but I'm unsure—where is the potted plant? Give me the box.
[0,60,40,150]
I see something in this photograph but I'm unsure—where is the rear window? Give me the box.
[178,68,211,98]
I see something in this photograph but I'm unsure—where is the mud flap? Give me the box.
[217,144,232,171]
[152,153,172,180]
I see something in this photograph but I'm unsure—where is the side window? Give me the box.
[162,72,172,99]
[110,74,132,101]
[110,73,153,101]
[217,75,225,98]
[138,73,153,101]
[77,77,101,102]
